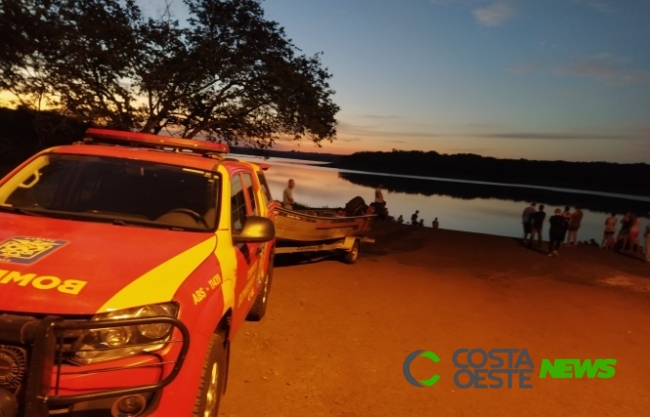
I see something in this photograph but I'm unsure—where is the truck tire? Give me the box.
[343,239,360,264]
[193,332,228,417]
[246,269,271,321]
[267,252,275,293]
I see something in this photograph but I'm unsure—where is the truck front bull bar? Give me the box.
[0,313,190,417]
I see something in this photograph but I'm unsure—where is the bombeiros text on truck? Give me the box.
[0,128,278,417]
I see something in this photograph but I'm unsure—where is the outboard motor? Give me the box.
[344,196,368,217]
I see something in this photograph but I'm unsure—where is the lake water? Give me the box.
[232,154,650,243]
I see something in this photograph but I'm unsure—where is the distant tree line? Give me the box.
[338,172,650,217]
[229,145,341,163]
[329,150,650,197]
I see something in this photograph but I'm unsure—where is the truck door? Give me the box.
[230,171,263,327]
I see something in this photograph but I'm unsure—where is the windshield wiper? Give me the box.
[0,205,47,217]
[111,219,188,231]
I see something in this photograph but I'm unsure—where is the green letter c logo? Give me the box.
[403,350,441,387]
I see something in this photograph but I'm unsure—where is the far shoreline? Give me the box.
[226,146,650,198]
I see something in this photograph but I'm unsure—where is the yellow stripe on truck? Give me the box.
[215,231,236,316]
[215,164,236,316]
[97,236,217,313]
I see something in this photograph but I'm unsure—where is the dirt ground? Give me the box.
[219,222,650,417]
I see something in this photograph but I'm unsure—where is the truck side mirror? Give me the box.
[233,216,275,243]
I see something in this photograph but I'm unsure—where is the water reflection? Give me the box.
[338,172,650,216]
[236,155,649,241]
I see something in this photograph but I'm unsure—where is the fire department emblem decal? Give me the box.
[0,236,69,265]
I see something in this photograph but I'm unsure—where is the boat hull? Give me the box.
[273,208,375,243]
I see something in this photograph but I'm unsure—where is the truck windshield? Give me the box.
[0,154,220,231]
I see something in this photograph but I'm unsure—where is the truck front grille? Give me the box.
[0,312,190,417]
[0,344,27,392]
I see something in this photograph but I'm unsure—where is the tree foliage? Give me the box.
[0,0,339,147]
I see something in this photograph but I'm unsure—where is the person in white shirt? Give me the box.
[283,179,295,209]
[375,183,385,205]
[601,212,617,249]
[521,202,537,242]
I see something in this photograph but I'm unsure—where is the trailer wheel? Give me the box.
[343,239,360,264]
[193,332,228,417]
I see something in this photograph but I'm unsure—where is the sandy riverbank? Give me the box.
[219,220,650,417]
[362,220,650,293]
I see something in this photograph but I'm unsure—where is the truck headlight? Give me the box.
[72,303,179,365]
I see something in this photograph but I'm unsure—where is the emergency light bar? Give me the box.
[83,128,230,157]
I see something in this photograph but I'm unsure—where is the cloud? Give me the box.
[357,114,404,120]
[620,71,650,85]
[335,120,645,148]
[472,1,517,27]
[556,54,623,79]
[539,41,559,49]
[463,123,503,128]
[555,53,650,85]
[428,0,472,5]
[429,0,488,6]
[506,61,542,75]
[574,0,614,13]
[341,127,447,139]
[473,132,636,140]
[337,120,445,139]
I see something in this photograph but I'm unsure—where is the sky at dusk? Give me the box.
[252,0,650,163]
[4,0,648,163]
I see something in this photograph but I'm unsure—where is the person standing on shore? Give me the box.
[548,208,565,256]
[561,206,571,245]
[566,204,583,246]
[373,183,387,220]
[529,205,546,247]
[616,212,632,251]
[522,202,537,243]
[375,183,385,206]
[629,214,641,252]
[283,179,295,210]
[644,218,650,262]
[601,213,617,249]
[432,217,439,229]
[411,210,419,226]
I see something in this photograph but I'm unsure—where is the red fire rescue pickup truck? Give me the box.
[0,128,277,417]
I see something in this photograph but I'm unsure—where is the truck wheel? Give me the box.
[193,332,228,417]
[267,253,275,293]
[246,269,271,321]
[343,240,360,264]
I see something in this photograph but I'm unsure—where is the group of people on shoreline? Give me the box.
[375,184,439,229]
[283,180,648,263]
[521,202,650,262]
[393,211,439,229]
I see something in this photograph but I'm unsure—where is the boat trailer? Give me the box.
[274,235,376,264]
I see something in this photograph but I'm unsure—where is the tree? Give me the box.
[0,0,339,148]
